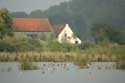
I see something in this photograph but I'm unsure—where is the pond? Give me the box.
[0,62,124,83]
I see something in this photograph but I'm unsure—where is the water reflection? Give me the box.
[87,62,115,70]
[40,62,74,80]
[0,62,115,73]
[0,62,124,83]
[40,63,71,75]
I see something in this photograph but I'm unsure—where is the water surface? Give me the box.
[0,62,124,83]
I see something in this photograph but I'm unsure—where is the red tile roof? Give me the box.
[13,18,53,32]
[53,24,65,35]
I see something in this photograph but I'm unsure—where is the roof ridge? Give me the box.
[13,18,49,20]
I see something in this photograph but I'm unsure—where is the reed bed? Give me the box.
[0,51,120,62]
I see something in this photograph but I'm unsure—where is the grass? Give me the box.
[73,54,90,68]
[0,40,125,69]
[116,61,125,70]
[19,56,39,70]
[115,55,125,70]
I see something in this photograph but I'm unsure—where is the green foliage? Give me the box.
[45,0,125,40]
[61,43,74,52]
[116,56,125,70]
[47,41,62,51]
[74,55,90,68]
[91,24,125,44]
[0,35,43,52]
[111,45,125,56]
[10,12,28,18]
[0,40,15,52]
[116,62,125,70]
[91,24,111,42]
[46,41,75,52]
[77,42,94,50]
[19,56,38,70]
[29,9,46,18]
[0,8,13,39]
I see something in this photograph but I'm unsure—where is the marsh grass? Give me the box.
[115,55,125,70]
[70,53,93,68]
[0,51,123,62]
[19,56,39,70]
[116,61,125,70]
[0,42,125,69]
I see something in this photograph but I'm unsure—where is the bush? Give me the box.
[116,61,125,70]
[47,41,62,51]
[73,55,90,68]
[47,41,76,52]
[77,42,94,50]
[0,41,15,52]
[19,56,39,70]
[61,43,74,52]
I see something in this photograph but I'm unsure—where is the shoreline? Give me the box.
[0,51,119,62]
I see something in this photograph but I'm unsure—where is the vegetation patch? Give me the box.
[115,55,125,70]
[19,56,39,70]
[73,54,91,68]
[116,61,125,70]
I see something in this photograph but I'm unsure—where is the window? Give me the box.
[64,33,67,37]
[75,40,78,44]
[27,34,37,39]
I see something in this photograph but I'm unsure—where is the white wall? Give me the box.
[57,24,81,44]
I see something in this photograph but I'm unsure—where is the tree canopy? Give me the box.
[0,8,13,39]
[91,24,125,44]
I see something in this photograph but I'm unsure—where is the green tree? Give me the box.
[0,8,13,39]
[10,11,28,18]
[91,24,125,44]
[29,9,46,18]
[91,24,112,43]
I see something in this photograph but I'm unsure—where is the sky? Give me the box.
[0,0,70,13]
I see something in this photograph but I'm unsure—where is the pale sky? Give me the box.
[0,0,70,13]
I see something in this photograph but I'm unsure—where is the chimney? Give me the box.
[66,24,69,27]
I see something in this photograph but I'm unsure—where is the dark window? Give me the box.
[75,41,78,44]
[27,34,37,39]
[64,33,67,37]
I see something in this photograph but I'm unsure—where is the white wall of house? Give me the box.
[14,32,28,38]
[57,24,82,44]
[14,32,55,41]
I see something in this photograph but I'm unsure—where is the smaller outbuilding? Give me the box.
[53,24,81,44]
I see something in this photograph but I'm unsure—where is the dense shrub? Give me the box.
[116,60,125,70]
[0,41,15,52]
[77,42,94,50]
[19,56,38,70]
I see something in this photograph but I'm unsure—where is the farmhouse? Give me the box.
[53,24,81,44]
[13,18,81,44]
[13,18,54,41]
